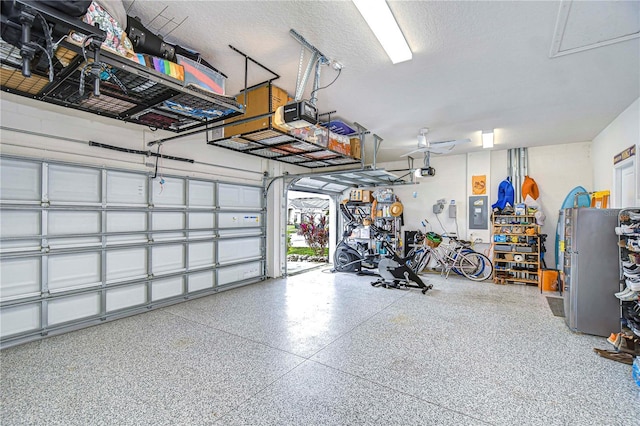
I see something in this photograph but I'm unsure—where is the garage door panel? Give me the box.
[188,180,215,207]
[152,177,185,206]
[48,211,101,248]
[1,210,39,237]
[152,212,185,242]
[0,205,40,249]
[106,171,147,205]
[188,271,214,292]
[218,184,261,209]
[188,242,215,269]
[218,229,262,238]
[0,159,40,201]
[106,248,147,284]
[106,212,147,245]
[218,238,261,263]
[189,212,214,229]
[152,277,183,301]
[152,245,185,274]
[218,212,262,228]
[48,292,100,325]
[48,252,101,292]
[48,165,101,204]
[1,158,266,347]
[106,283,147,312]
[0,258,40,300]
[49,211,100,235]
[218,262,261,285]
[47,237,101,249]
[0,303,40,338]
[0,239,41,253]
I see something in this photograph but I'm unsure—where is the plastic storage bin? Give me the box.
[177,54,226,94]
[539,269,559,292]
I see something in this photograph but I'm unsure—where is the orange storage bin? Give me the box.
[539,269,559,292]
[591,190,610,209]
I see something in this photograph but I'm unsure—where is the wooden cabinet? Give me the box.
[492,214,540,285]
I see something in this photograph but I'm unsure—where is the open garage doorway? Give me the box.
[286,190,332,275]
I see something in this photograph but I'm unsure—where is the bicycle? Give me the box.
[406,231,493,281]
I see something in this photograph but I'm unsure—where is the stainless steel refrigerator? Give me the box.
[563,207,620,337]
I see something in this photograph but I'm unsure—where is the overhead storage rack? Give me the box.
[0,0,244,133]
[209,125,362,169]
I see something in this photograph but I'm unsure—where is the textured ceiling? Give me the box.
[124,0,640,163]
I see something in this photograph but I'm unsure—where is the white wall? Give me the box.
[374,141,593,268]
[0,93,305,278]
[386,154,467,240]
[591,98,640,206]
[527,142,593,268]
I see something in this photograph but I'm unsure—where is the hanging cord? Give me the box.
[78,36,95,96]
[33,44,53,82]
[158,144,165,194]
[454,215,460,240]
[309,67,341,101]
[435,212,449,235]
[33,12,54,82]
[151,144,160,178]
[151,144,165,193]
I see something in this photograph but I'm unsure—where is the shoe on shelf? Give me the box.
[617,223,640,235]
[620,291,640,302]
[623,265,640,274]
[625,280,640,292]
[628,239,640,251]
[616,287,634,297]
[627,320,640,337]
[628,211,640,221]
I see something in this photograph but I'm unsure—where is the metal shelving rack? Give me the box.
[492,214,540,285]
[617,208,640,340]
[207,115,361,169]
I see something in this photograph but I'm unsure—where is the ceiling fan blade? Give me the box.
[400,147,428,157]
[430,138,471,146]
[427,148,450,155]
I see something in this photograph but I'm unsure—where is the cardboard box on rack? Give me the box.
[350,189,372,203]
[350,138,361,159]
[224,84,290,136]
[327,133,351,155]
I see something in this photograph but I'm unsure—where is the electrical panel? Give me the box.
[468,196,488,229]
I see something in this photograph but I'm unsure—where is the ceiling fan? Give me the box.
[401,128,471,157]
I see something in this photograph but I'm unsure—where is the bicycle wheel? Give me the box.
[452,248,474,275]
[456,252,493,281]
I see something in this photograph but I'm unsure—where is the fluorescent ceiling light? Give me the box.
[482,131,494,149]
[352,0,412,64]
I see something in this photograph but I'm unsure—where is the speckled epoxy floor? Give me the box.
[1,270,639,425]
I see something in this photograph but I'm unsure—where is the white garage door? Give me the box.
[0,157,266,348]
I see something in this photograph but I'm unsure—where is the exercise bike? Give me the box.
[333,202,380,275]
[369,225,433,294]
